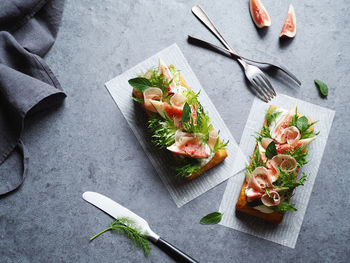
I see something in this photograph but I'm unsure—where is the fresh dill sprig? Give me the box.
[148,116,177,148]
[90,217,151,256]
[175,158,202,178]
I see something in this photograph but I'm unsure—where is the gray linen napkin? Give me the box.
[0,0,66,195]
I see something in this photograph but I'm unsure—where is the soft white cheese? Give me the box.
[253,205,274,214]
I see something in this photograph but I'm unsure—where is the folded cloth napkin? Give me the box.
[0,0,66,195]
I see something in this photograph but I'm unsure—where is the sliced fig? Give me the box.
[246,187,263,201]
[249,0,271,28]
[276,137,316,154]
[280,4,296,38]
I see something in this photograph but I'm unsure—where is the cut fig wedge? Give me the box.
[280,4,296,38]
[249,0,271,28]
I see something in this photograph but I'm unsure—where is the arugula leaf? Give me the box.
[265,141,277,159]
[200,212,222,225]
[128,77,152,93]
[90,217,151,256]
[289,107,298,127]
[296,116,309,133]
[314,79,328,97]
[175,158,202,178]
[267,111,281,127]
[181,102,191,124]
[246,146,264,175]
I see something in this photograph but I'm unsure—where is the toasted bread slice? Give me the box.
[132,69,228,180]
[235,105,313,224]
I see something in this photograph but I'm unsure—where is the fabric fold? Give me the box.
[0,0,66,195]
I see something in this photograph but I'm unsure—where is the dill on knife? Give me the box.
[90,217,151,256]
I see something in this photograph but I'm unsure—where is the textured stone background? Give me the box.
[1,0,349,262]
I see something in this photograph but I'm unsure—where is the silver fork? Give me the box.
[192,5,276,102]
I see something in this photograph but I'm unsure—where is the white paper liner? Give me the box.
[105,44,246,207]
[219,94,335,248]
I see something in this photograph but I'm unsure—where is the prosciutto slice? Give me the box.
[208,129,219,150]
[143,88,163,112]
[270,154,297,173]
[270,106,296,143]
[248,167,270,191]
[282,126,301,146]
[261,190,281,206]
[276,137,316,154]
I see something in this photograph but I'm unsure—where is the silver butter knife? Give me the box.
[83,191,198,263]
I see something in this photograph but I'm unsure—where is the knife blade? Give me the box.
[83,191,198,263]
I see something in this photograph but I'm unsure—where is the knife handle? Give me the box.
[154,237,199,263]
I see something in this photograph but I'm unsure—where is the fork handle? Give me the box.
[192,5,244,65]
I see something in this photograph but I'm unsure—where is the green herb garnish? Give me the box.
[296,116,309,133]
[255,125,271,142]
[128,77,152,93]
[181,102,191,124]
[182,89,200,105]
[200,212,223,225]
[175,158,202,178]
[132,97,144,104]
[274,169,308,190]
[148,116,177,148]
[266,110,281,127]
[272,201,297,212]
[265,141,277,159]
[90,217,151,256]
[213,137,229,153]
[314,79,328,97]
[183,104,212,143]
[246,146,264,175]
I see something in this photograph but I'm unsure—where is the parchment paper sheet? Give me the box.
[219,94,335,248]
[105,44,246,207]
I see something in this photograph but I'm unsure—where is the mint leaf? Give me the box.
[181,102,191,124]
[200,212,222,225]
[296,116,308,132]
[267,111,281,126]
[314,79,328,97]
[128,77,152,92]
[265,141,277,159]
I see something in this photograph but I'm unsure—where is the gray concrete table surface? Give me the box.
[1,0,349,262]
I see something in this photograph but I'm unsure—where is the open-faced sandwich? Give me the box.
[128,59,228,180]
[236,105,318,224]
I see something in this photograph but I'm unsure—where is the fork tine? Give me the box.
[250,79,269,102]
[260,74,276,96]
[255,76,274,99]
